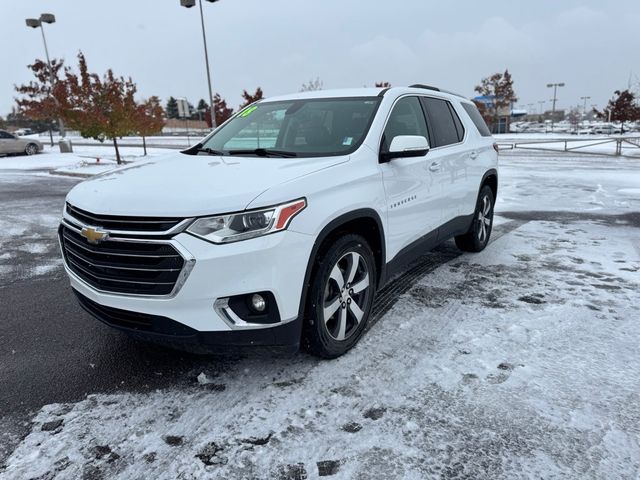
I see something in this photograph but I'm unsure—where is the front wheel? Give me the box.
[303,234,376,358]
[455,185,495,252]
[25,143,38,156]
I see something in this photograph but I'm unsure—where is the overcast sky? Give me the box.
[2,0,639,116]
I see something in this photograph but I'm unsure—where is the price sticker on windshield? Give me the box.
[240,106,258,117]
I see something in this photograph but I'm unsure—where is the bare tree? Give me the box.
[300,77,323,92]
[567,107,581,133]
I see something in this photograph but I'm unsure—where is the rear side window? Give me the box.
[421,97,463,147]
[461,102,492,137]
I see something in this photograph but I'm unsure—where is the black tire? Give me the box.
[455,185,494,252]
[303,234,376,358]
[25,143,38,156]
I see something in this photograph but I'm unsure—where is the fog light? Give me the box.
[250,293,267,312]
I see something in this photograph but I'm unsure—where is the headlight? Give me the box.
[187,198,306,244]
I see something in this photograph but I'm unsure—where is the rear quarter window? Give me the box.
[461,103,492,137]
[421,97,463,147]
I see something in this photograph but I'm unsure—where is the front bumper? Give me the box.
[63,228,314,350]
[74,290,303,353]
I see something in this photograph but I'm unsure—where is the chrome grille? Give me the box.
[59,224,187,296]
[65,203,184,233]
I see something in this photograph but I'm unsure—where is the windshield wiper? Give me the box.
[228,148,298,158]
[195,147,226,156]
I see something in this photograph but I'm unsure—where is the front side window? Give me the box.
[198,97,381,157]
[0,131,14,139]
[381,96,429,152]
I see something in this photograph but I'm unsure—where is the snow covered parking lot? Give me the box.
[1,151,639,479]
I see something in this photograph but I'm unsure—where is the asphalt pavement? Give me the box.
[0,171,225,463]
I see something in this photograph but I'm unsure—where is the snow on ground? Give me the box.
[497,151,640,214]
[1,152,640,479]
[0,144,172,176]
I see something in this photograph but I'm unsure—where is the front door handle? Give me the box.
[428,161,441,172]
[470,151,479,160]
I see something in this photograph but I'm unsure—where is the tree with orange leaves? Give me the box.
[205,93,233,128]
[15,58,66,145]
[134,97,165,155]
[240,87,264,109]
[60,52,138,164]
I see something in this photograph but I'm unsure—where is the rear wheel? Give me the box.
[304,234,376,358]
[455,185,494,252]
[25,143,38,156]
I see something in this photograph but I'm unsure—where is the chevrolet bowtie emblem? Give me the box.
[81,226,109,244]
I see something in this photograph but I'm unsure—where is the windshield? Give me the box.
[198,97,381,157]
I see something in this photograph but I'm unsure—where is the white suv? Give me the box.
[59,85,498,358]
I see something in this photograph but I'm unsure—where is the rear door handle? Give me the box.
[470,151,479,160]
[428,161,441,172]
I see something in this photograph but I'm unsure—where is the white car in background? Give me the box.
[59,85,498,358]
[0,130,43,156]
[591,124,622,135]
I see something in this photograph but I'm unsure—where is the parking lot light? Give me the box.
[25,13,66,139]
[180,0,220,127]
[546,82,565,133]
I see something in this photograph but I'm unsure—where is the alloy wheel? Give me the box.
[25,144,37,155]
[477,194,492,243]
[322,251,371,341]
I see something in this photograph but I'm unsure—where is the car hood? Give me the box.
[66,151,347,217]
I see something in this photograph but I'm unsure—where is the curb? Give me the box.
[48,170,98,178]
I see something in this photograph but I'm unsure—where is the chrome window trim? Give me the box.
[59,219,195,299]
[378,93,468,154]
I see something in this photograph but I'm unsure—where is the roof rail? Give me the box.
[409,84,468,99]
[409,84,440,91]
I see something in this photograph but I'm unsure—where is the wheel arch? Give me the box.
[296,209,386,322]
[480,168,498,199]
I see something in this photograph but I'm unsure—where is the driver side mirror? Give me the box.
[380,135,429,163]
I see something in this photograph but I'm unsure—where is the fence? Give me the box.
[496,136,640,158]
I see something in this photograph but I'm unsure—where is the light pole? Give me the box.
[579,96,591,129]
[25,13,66,139]
[180,0,218,128]
[580,96,591,115]
[538,100,546,115]
[546,82,565,132]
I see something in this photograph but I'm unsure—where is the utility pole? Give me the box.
[547,83,565,132]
